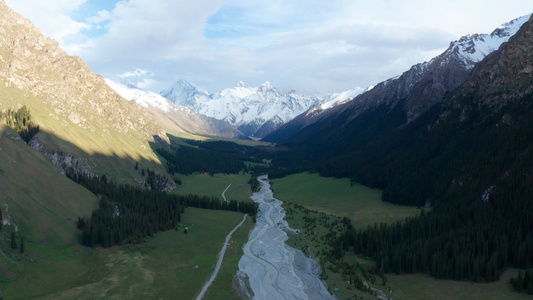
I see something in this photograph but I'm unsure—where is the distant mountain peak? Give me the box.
[445,13,531,68]
[105,79,243,138]
[160,79,209,108]
[258,81,280,95]
[162,80,322,138]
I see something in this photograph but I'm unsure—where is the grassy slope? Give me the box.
[0,123,102,296]
[0,128,254,298]
[0,84,165,185]
[273,172,527,300]
[0,138,254,299]
[0,124,98,244]
[387,270,532,300]
[272,172,421,228]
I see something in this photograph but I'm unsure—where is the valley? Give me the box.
[1,0,533,299]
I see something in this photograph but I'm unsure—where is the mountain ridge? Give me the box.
[161,80,355,138]
[105,79,244,138]
[264,13,532,143]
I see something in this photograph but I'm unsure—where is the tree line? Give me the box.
[68,171,257,248]
[1,105,40,142]
[156,144,245,176]
[510,269,533,294]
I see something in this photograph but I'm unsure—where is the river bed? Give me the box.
[237,175,335,300]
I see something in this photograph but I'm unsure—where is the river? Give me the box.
[237,175,335,300]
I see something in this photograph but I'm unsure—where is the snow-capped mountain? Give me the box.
[319,87,368,110]
[105,79,244,138]
[105,79,177,113]
[159,79,210,109]
[356,12,533,122]
[447,14,530,68]
[162,80,322,138]
[264,13,532,143]
[434,14,531,69]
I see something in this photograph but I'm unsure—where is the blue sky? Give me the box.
[5,0,533,95]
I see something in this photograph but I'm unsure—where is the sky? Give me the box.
[5,0,533,95]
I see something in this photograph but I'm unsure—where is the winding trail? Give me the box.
[222,183,232,202]
[195,213,248,300]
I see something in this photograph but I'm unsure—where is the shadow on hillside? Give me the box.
[20,128,170,186]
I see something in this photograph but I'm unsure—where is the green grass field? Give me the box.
[175,173,254,203]
[274,172,527,300]
[386,269,532,300]
[1,208,253,300]
[272,172,422,228]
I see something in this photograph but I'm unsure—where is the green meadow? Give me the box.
[1,207,253,299]
[272,172,422,228]
[175,173,254,203]
[273,172,527,300]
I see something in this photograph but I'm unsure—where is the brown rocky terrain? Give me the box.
[0,0,158,137]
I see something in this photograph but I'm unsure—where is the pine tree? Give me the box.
[10,232,17,250]
[0,208,3,231]
[19,236,25,254]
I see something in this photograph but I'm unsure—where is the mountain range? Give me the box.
[107,13,530,142]
[264,13,532,143]
[107,78,367,139]
[104,79,243,138]
[161,80,325,138]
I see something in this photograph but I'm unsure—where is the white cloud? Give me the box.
[118,68,153,78]
[5,0,90,45]
[5,0,533,95]
[86,9,112,24]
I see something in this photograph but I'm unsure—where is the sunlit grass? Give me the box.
[272,172,422,228]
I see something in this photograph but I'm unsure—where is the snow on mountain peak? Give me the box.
[448,13,531,67]
[160,79,209,108]
[162,80,324,137]
[258,81,280,95]
[260,81,272,88]
[106,78,175,113]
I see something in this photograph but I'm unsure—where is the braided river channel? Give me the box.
[236,175,335,300]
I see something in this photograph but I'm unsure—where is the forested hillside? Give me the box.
[268,15,533,282]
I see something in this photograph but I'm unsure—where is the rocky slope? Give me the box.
[0,0,171,183]
[0,1,157,137]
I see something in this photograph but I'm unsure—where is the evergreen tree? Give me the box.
[19,236,25,254]
[0,208,3,231]
[10,232,17,250]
